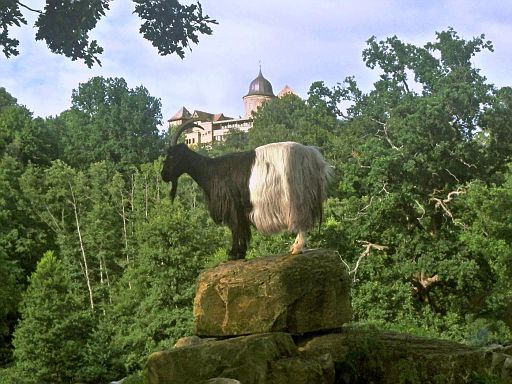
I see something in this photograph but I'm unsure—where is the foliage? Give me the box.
[58,76,165,169]
[0,90,60,366]
[0,0,25,58]
[248,93,338,151]
[0,249,20,367]
[1,27,512,381]
[133,0,217,59]
[35,0,111,67]
[1,0,217,66]
[299,28,512,342]
[104,197,227,372]
[12,251,95,383]
[0,88,58,166]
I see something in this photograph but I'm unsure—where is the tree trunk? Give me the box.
[69,183,95,311]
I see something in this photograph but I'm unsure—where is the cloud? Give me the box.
[1,0,511,124]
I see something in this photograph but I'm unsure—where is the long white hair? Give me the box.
[249,142,331,234]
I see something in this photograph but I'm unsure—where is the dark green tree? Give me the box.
[0,91,59,364]
[98,171,228,372]
[248,93,338,150]
[1,0,217,66]
[307,28,512,341]
[453,169,512,336]
[0,249,21,368]
[479,86,512,179]
[12,251,94,383]
[58,76,164,169]
[20,159,134,313]
[0,88,58,166]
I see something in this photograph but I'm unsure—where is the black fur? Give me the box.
[162,144,256,260]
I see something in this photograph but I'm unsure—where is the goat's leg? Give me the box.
[228,233,240,260]
[289,231,306,255]
[228,228,247,260]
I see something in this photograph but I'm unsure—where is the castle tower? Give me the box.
[243,68,275,118]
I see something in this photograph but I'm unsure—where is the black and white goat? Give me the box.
[161,119,331,260]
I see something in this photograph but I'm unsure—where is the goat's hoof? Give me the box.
[228,253,246,261]
[289,248,303,255]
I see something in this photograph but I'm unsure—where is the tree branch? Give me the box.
[339,241,388,282]
[69,182,95,311]
[344,196,375,221]
[430,187,466,224]
[445,168,460,183]
[414,199,425,221]
[371,118,402,151]
[17,1,42,13]
[411,271,440,304]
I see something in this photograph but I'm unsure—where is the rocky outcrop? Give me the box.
[147,328,512,384]
[146,250,512,384]
[194,250,352,336]
[147,332,334,384]
[298,329,512,383]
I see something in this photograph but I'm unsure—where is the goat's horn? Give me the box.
[170,118,204,146]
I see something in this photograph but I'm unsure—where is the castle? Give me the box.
[167,69,294,145]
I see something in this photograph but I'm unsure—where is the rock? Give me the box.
[147,328,512,384]
[269,353,335,384]
[147,247,511,383]
[194,249,352,336]
[503,357,512,383]
[298,328,512,384]
[146,332,333,384]
[173,335,216,348]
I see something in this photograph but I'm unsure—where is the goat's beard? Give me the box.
[170,178,178,203]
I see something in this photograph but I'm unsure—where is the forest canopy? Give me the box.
[0,29,511,383]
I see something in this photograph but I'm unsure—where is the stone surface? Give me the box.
[146,247,512,383]
[146,332,333,384]
[298,328,512,384]
[269,353,335,384]
[193,249,352,336]
[147,328,512,384]
[173,335,216,348]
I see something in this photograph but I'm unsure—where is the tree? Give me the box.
[12,251,94,383]
[248,93,339,152]
[479,86,512,178]
[0,249,21,368]
[1,0,217,66]
[0,90,60,367]
[96,169,228,372]
[58,76,165,169]
[0,88,58,166]
[454,170,512,333]
[310,28,512,341]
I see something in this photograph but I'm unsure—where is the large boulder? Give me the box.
[194,249,352,336]
[146,332,334,384]
[298,329,512,384]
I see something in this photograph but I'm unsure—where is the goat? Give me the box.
[161,119,331,260]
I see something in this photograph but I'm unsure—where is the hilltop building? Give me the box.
[168,69,294,145]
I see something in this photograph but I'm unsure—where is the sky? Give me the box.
[2,0,512,126]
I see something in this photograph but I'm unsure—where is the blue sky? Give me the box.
[2,0,512,125]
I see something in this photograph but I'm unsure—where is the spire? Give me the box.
[245,66,274,97]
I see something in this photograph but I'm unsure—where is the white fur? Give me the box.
[248,142,331,239]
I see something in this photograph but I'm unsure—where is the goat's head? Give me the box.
[161,118,203,201]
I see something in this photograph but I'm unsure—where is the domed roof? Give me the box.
[245,69,275,97]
